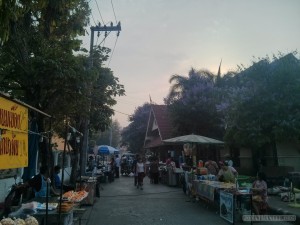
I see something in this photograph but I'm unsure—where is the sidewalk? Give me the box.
[267,195,300,224]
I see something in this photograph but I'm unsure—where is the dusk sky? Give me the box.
[81,0,300,127]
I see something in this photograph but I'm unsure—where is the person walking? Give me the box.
[115,155,121,178]
[136,157,145,190]
[132,154,139,186]
[108,157,115,182]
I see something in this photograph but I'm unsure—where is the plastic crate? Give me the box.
[237,175,251,186]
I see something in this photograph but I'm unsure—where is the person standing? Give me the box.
[204,160,219,176]
[150,158,159,184]
[217,161,238,183]
[136,157,145,190]
[115,155,121,178]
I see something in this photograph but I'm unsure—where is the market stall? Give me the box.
[8,192,87,225]
[0,94,53,225]
[192,180,235,201]
[219,189,253,224]
[76,176,101,205]
[191,179,253,224]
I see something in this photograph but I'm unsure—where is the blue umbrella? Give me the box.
[98,145,119,155]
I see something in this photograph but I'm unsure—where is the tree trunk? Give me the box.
[271,138,279,166]
[70,146,79,185]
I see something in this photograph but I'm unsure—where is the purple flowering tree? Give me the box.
[165,68,224,139]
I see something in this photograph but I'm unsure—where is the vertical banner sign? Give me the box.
[220,191,234,224]
[0,96,28,169]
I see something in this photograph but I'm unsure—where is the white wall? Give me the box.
[277,142,300,171]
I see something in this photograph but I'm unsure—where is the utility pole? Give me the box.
[81,22,121,175]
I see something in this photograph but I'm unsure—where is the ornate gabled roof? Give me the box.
[144,104,173,149]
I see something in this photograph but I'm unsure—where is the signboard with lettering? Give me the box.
[0,96,28,169]
[220,191,234,224]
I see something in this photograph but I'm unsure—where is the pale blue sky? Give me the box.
[81,0,300,127]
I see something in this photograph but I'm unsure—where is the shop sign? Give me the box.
[0,96,28,169]
[220,191,234,224]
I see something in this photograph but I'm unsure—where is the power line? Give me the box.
[90,13,97,26]
[113,109,131,116]
[98,31,111,46]
[95,0,105,24]
[111,0,118,24]
[107,35,119,66]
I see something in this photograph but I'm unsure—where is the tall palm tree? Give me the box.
[165,68,215,105]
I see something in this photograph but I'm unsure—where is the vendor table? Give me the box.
[192,180,235,201]
[192,180,253,224]
[32,197,74,225]
[77,176,99,205]
[34,207,73,225]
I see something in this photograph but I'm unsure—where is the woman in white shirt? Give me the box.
[136,157,145,190]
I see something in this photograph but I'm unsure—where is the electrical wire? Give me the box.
[107,35,119,66]
[90,13,97,26]
[95,0,105,25]
[111,0,118,24]
[0,128,52,140]
[98,31,111,47]
[95,31,101,46]
[113,109,131,116]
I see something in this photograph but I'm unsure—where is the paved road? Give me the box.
[79,176,292,225]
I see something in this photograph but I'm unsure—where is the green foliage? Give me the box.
[92,120,122,148]
[165,68,224,139]
[163,52,300,152]
[221,53,300,148]
[121,103,151,153]
[0,0,125,168]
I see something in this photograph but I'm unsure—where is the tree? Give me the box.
[219,53,300,166]
[165,68,224,139]
[92,120,122,147]
[121,103,151,154]
[0,0,125,183]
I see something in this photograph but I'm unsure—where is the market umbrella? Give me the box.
[163,134,224,144]
[98,145,119,155]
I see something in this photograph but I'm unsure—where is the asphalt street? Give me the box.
[79,175,292,225]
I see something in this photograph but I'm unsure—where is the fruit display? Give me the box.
[57,202,74,213]
[62,190,88,202]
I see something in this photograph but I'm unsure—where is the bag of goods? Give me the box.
[24,216,38,225]
[1,218,15,225]
[14,218,26,225]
